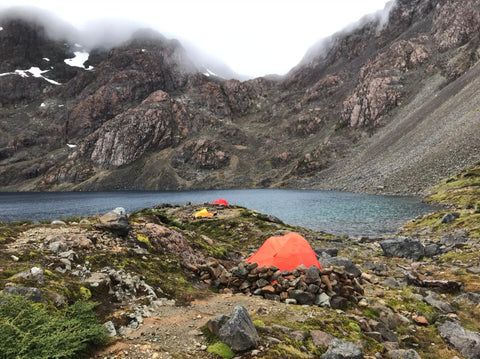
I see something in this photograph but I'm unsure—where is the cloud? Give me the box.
[299,0,397,65]
[0,6,80,43]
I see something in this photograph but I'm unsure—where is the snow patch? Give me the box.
[203,68,221,78]
[0,27,3,31]
[0,67,61,85]
[66,144,77,148]
[74,43,82,48]
[43,57,50,62]
[142,49,146,52]
[40,103,46,107]
[64,52,93,70]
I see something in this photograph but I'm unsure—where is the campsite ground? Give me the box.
[1,169,480,359]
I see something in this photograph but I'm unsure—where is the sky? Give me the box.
[0,0,392,78]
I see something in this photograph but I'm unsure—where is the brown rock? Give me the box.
[412,315,429,326]
[310,330,334,348]
[262,285,275,295]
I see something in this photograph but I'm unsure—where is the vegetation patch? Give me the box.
[402,163,480,238]
[206,342,234,359]
[0,294,106,358]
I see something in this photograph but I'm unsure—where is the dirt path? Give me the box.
[93,292,289,358]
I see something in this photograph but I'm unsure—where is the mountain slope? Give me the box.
[1,0,480,193]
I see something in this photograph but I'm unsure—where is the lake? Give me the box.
[0,189,437,237]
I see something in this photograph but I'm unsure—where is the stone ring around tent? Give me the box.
[194,208,215,218]
[245,232,322,271]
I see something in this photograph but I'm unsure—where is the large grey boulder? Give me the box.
[438,321,480,359]
[97,207,129,235]
[320,338,362,359]
[379,237,425,260]
[218,306,260,352]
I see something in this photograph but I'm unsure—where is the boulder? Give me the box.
[288,289,315,305]
[51,220,67,225]
[327,257,362,277]
[424,243,440,257]
[84,272,112,289]
[207,314,230,337]
[320,338,362,359]
[103,321,117,337]
[330,295,349,310]
[424,292,455,313]
[2,286,45,303]
[441,212,460,224]
[12,266,44,285]
[438,321,480,359]
[379,237,425,260]
[453,292,480,306]
[218,306,260,352]
[315,292,331,307]
[97,207,129,235]
[310,330,334,348]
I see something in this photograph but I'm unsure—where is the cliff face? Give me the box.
[1,0,480,193]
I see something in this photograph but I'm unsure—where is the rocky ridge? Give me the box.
[1,0,480,193]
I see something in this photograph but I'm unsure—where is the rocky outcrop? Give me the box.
[81,90,189,169]
[342,37,429,127]
[171,139,230,170]
[431,0,480,52]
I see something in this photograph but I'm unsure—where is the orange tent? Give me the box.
[245,232,322,271]
[194,208,214,218]
[213,198,229,205]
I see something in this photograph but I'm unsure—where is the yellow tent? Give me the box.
[194,208,214,218]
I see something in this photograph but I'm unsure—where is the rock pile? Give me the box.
[200,261,364,308]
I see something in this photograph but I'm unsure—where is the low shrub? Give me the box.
[0,294,106,358]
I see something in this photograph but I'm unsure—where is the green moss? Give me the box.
[384,287,437,323]
[206,342,234,359]
[269,344,312,358]
[253,308,384,356]
[438,251,480,264]
[363,308,380,320]
[348,322,361,333]
[253,320,266,327]
[79,286,92,300]
[136,233,152,248]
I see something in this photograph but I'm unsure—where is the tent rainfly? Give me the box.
[245,232,322,271]
[213,198,229,205]
[194,208,214,218]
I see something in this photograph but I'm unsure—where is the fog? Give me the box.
[0,1,395,79]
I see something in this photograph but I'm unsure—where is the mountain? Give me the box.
[1,0,480,194]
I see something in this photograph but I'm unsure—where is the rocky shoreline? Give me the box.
[0,177,479,359]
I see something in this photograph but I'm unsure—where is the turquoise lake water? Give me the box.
[0,189,438,237]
